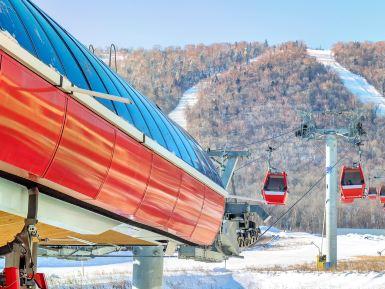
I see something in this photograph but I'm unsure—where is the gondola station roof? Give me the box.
[0,0,223,187]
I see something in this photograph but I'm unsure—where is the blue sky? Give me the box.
[33,0,385,49]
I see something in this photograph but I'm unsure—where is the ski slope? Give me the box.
[307,49,385,114]
[168,56,263,129]
[40,231,385,289]
[168,86,199,129]
[169,50,385,130]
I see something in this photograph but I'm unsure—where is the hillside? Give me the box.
[100,42,267,112]
[333,42,385,97]
[104,41,385,233]
[185,42,385,232]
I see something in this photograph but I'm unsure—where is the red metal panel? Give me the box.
[90,130,152,217]
[44,98,115,199]
[191,187,225,245]
[0,53,65,177]
[0,50,226,245]
[167,172,204,237]
[33,273,48,289]
[135,154,181,229]
[4,267,20,289]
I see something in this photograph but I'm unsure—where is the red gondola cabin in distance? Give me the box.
[261,171,288,205]
[339,164,365,201]
[378,185,385,204]
[367,187,377,200]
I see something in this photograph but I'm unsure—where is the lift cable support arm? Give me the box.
[63,85,132,104]
[294,109,367,269]
[207,149,251,191]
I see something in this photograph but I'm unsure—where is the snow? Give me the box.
[307,49,385,115]
[231,271,385,289]
[168,56,263,129]
[168,86,199,129]
[39,231,385,288]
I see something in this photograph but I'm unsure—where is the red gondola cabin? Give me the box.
[261,171,288,205]
[340,164,365,201]
[367,187,377,200]
[378,185,385,204]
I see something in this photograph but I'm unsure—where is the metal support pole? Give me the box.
[5,246,21,268]
[31,242,38,273]
[325,135,338,268]
[133,246,164,289]
[221,157,239,190]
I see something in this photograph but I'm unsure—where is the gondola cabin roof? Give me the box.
[0,0,223,187]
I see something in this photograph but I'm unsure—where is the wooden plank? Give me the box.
[0,211,154,246]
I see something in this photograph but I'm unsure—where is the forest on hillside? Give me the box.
[186,42,385,233]
[109,41,385,233]
[98,42,267,113]
[333,41,385,95]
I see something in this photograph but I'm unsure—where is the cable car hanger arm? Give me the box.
[63,85,132,104]
[226,195,266,204]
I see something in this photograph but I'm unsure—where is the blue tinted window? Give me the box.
[83,52,135,124]
[11,0,65,75]
[40,11,116,112]
[0,0,35,55]
[160,119,195,167]
[62,34,119,113]
[144,103,196,167]
[24,0,88,88]
[135,92,185,159]
[119,81,169,148]
[185,133,222,185]
[92,57,153,137]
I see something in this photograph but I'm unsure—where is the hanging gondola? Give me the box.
[367,187,377,200]
[262,171,288,205]
[339,164,365,201]
[261,146,288,205]
[378,185,385,204]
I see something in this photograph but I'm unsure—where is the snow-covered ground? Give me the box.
[307,49,385,114]
[168,86,200,129]
[168,56,263,129]
[40,231,385,289]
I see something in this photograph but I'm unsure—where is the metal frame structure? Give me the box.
[0,187,48,289]
[207,150,251,190]
[296,110,366,269]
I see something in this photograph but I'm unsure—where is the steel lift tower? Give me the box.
[296,111,366,268]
